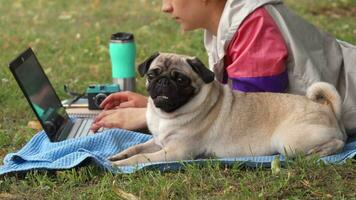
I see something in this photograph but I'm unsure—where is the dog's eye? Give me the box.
[147,68,161,81]
[177,77,183,82]
[147,72,155,80]
[176,74,190,85]
[170,71,190,85]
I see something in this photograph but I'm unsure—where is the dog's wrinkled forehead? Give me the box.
[138,52,215,84]
[150,53,195,75]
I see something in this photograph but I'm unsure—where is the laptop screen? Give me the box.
[10,48,69,139]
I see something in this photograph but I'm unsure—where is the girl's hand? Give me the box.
[100,91,148,109]
[90,107,147,132]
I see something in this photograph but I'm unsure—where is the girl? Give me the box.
[91,0,356,135]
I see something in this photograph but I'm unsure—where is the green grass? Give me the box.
[1,0,356,199]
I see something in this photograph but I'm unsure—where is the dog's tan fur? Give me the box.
[110,53,347,166]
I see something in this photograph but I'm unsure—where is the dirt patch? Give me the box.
[310,6,356,18]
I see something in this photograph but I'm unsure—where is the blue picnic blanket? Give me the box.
[1,129,356,176]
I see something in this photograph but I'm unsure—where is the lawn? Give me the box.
[1,0,356,199]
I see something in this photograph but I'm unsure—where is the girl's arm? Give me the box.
[225,7,289,93]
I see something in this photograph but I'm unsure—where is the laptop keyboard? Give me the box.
[78,118,94,137]
[67,118,92,138]
[69,113,98,118]
[67,117,110,139]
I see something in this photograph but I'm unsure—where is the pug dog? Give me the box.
[109,53,347,166]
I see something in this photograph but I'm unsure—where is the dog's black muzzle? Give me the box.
[148,76,195,113]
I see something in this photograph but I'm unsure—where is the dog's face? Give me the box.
[138,53,215,113]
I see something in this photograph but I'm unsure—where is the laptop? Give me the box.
[9,48,100,142]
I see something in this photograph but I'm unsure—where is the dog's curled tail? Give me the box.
[306,82,342,120]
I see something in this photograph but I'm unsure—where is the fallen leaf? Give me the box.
[58,12,72,20]
[91,0,101,9]
[27,120,42,131]
[0,193,22,200]
[89,65,99,77]
[1,78,9,83]
[271,155,281,175]
[112,187,139,200]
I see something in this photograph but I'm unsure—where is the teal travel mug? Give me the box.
[109,32,136,91]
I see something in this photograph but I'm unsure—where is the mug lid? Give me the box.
[111,32,134,41]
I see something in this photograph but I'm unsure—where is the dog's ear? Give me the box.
[186,57,215,83]
[138,52,160,77]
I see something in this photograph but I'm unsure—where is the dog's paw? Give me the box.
[108,153,129,161]
[111,160,125,166]
[306,138,345,157]
[111,159,138,167]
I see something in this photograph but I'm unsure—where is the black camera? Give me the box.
[87,84,120,110]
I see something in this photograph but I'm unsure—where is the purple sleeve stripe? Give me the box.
[230,70,288,93]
